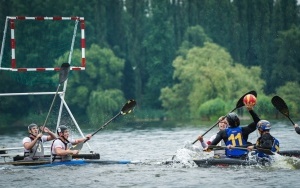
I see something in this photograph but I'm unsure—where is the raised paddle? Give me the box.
[32,63,70,157]
[42,63,70,130]
[207,145,274,155]
[271,96,295,125]
[192,90,257,144]
[70,99,137,151]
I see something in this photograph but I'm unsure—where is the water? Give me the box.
[1,121,300,188]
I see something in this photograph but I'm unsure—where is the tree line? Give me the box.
[0,0,299,128]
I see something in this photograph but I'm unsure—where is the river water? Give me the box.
[1,120,300,188]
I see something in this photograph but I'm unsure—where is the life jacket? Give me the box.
[24,134,44,160]
[51,138,72,162]
[256,133,279,158]
[225,127,248,158]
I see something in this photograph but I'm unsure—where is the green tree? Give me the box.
[198,98,226,121]
[142,0,176,109]
[275,82,300,117]
[57,44,125,125]
[269,26,300,91]
[252,94,274,118]
[177,25,212,56]
[160,42,265,119]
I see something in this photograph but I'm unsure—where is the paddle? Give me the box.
[0,146,51,151]
[70,99,137,151]
[32,63,70,157]
[192,90,257,144]
[271,96,295,125]
[207,145,274,155]
[42,63,70,130]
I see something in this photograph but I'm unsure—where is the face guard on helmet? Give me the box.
[226,112,240,128]
[257,120,271,131]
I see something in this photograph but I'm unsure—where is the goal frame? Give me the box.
[0,16,92,152]
[0,16,86,71]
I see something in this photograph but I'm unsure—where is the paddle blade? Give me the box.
[256,147,274,155]
[271,96,289,117]
[121,99,137,115]
[59,63,70,84]
[70,142,84,151]
[235,90,257,109]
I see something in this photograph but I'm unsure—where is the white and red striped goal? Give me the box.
[0,16,86,72]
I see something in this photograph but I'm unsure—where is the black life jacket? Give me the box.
[257,133,274,149]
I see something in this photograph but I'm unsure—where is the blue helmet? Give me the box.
[226,112,240,128]
[257,120,271,131]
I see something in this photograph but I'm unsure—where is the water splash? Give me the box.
[281,155,300,169]
[169,141,213,168]
[170,142,300,170]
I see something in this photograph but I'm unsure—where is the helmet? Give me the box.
[257,120,271,131]
[226,113,240,127]
[57,125,68,134]
[28,123,38,131]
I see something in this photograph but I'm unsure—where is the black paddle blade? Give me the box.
[271,96,289,117]
[59,63,70,84]
[235,90,257,109]
[121,99,136,115]
[256,147,274,155]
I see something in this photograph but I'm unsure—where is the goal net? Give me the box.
[0,16,85,86]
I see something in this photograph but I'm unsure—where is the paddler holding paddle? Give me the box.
[197,116,228,158]
[204,94,260,159]
[23,123,56,160]
[51,125,92,162]
[199,94,259,158]
[247,120,280,160]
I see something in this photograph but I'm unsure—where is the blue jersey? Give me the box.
[225,127,248,158]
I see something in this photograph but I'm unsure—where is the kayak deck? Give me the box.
[193,158,258,167]
[12,153,100,161]
[279,150,300,158]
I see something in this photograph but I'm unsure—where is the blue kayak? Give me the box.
[0,159,138,167]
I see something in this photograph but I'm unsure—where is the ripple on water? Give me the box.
[1,124,300,187]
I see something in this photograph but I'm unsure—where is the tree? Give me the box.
[56,44,125,125]
[160,42,265,119]
[275,81,300,117]
[142,0,176,108]
[177,25,212,56]
[269,26,300,91]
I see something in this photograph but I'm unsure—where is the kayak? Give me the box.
[193,157,258,167]
[0,158,140,167]
[12,153,100,161]
[193,150,300,167]
[279,150,300,158]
